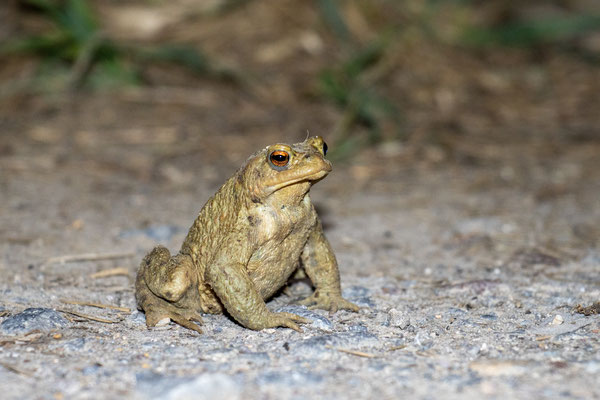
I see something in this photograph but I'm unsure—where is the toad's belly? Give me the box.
[246,232,310,299]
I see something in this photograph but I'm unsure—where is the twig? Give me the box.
[90,267,130,279]
[388,345,407,351]
[43,252,135,266]
[0,332,44,345]
[4,237,35,245]
[326,345,377,358]
[0,362,33,376]
[57,309,119,324]
[60,299,131,313]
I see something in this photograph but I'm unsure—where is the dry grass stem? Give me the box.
[44,252,135,265]
[90,267,130,279]
[326,345,377,358]
[0,361,33,376]
[388,345,407,351]
[60,299,131,313]
[57,309,119,324]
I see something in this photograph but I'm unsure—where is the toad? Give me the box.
[135,136,358,333]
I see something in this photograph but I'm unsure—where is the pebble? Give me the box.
[346,324,369,333]
[137,372,242,400]
[550,315,564,325]
[343,286,375,307]
[60,337,87,352]
[413,330,433,349]
[125,310,147,327]
[256,369,323,386]
[387,308,410,329]
[470,360,529,377]
[0,308,68,335]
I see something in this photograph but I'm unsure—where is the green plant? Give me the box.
[1,0,232,92]
[1,0,135,89]
[462,14,600,48]
[316,0,403,159]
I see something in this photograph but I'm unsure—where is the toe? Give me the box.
[170,313,203,334]
[280,312,309,324]
[282,320,303,333]
[343,300,360,312]
[186,311,204,324]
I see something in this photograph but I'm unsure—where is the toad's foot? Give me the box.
[298,291,359,313]
[144,305,204,334]
[251,312,310,332]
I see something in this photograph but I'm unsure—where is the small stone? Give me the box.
[346,324,368,333]
[82,363,102,375]
[60,337,86,352]
[137,372,242,400]
[388,308,410,329]
[470,360,528,377]
[413,330,433,349]
[550,315,564,325]
[256,369,323,386]
[0,308,68,335]
[342,286,375,307]
[125,310,147,327]
[479,342,489,354]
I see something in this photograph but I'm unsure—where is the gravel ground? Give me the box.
[1,134,599,400]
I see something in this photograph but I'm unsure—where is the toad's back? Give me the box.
[179,174,246,278]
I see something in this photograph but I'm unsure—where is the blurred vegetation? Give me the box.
[318,34,402,159]
[315,0,600,158]
[1,0,598,156]
[316,0,403,159]
[0,0,234,92]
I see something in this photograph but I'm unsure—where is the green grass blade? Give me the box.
[318,0,351,41]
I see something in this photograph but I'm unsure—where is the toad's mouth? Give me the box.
[262,165,331,195]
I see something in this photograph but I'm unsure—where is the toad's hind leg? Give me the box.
[135,245,204,333]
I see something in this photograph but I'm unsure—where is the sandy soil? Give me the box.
[1,105,598,399]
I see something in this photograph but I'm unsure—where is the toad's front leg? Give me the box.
[299,222,359,313]
[205,239,309,332]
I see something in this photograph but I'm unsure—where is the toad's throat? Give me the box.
[262,167,330,195]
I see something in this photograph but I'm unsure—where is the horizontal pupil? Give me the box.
[273,155,287,161]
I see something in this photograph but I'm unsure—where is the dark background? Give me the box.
[1,0,599,170]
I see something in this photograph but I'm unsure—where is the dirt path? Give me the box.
[1,114,599,398]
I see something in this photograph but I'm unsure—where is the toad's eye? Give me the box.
[269,150,290,168]
[323,142,328,156]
